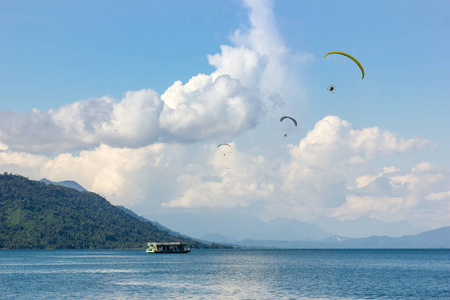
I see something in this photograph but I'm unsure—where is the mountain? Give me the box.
[40,178,88,192]
[116,205,150,223]
[311,216,426,238]
[116,205,194,240]
[147,212,426,243]
[0,173,228,249]
[147,212,330,243]
[234,226,450,249]
[266,218,330,240]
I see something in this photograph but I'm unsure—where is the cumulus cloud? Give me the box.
[331,161,450,228]
[162,143,276,209]
[160,74,262,142]
[0,109,67,154]
[210,0,310,113]
[0,90,163,154]
[40,144,166,198]
[289,116,430,165]
[209,46,268,89]
[426,191,450,202]
[278,116,430,212]
[156,116,436,225]
[0,150,49,178]
[0,76,263,154]
[95,89,163,147]
[0,142,178,208]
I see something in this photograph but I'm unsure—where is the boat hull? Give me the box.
[146,249,190,254]
[146,242,190,254]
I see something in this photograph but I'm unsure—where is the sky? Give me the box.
[1,0,449,236]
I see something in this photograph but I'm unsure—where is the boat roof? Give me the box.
[147,242,186,245]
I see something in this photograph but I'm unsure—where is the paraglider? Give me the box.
[280,116,297,127]
[217,143,231,156]
[280,116,297,137]
[324,51,365,79]
[217,143,231,148]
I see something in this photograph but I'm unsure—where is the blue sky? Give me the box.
[1,0,240,110]
[1,0,449,237]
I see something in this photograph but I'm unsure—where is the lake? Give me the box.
[1,249,449,299]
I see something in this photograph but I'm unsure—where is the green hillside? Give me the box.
[0,173,227,249]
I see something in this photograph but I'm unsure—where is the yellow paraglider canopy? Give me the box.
[324,51,365,79]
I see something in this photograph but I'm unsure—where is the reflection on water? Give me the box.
[0,269,136,275]
[1,249,449,299]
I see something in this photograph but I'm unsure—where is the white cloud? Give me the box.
[331,195,407,221]
[353,166,399,189]
[210,0,311,114]
[331,161,450,228]
[233,0,285,56]
[50,96,115,144]
[270,115,432,221]
[158,115,435,225]
[426,191,450,201]
[0,131,8,151]
[209,45,267,88]
[0,91,163,154]
[162,143,276,209]
[0,109,66,153]
[160,74,263,142]
[0,75,263,153]
[0,150,49,178]
[39,143,168,202]
[99,89,164,147]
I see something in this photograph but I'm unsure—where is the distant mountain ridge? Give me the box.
[116,205,192,239]
[147,211,426,244]
[40,178,87,192]
[235,226,450,249]
[148,212,331,243]
[311,216,425,238]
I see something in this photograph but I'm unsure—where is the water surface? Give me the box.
[1,249,449,299]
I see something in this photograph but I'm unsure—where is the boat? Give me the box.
[146,242,191,254]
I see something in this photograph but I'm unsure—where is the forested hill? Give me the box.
[0,173,222,249]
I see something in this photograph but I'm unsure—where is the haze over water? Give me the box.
[1,249,449,299]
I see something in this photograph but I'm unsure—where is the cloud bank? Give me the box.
[0,77,261,154]
[2,113,443,228]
